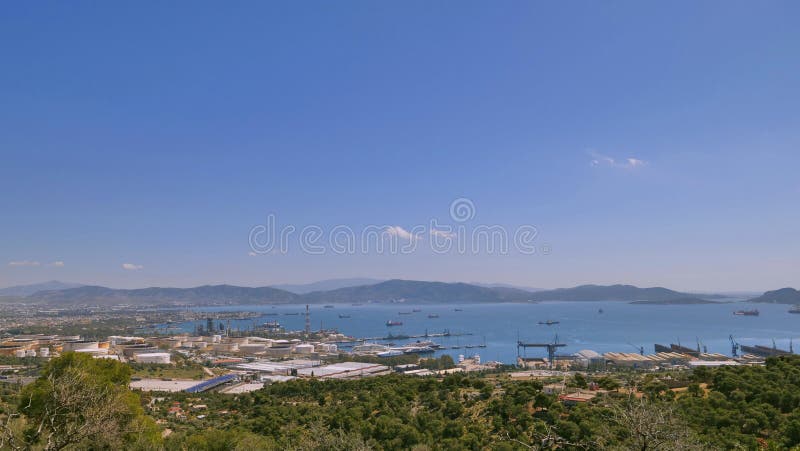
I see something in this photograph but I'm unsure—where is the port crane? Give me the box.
[517,334,566,369]
[627,342,644,355]
[729,335,740,357]
[696,337,707,354]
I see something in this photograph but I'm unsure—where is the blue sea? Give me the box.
[166,301,799,364]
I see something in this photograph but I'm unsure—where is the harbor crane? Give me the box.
[627,342,644,355]
[696,337,707,354]
[729,335,740,357]
[517,334,566,369]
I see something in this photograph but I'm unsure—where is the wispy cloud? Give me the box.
[384,226,421,241]
[48,261,65,267]
[8,260,40,267]
[248,251,257,257]
[122,263,144,271]
[589,150,647,169]
[430,228,455,239]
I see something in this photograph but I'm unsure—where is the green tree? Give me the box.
[17,352,160,451]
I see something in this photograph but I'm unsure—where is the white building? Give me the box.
[134,352,172,364]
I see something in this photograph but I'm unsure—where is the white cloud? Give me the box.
[384,226,421,241]
[248,251,257,257]
[122,263,144,271]
[48,261,65,267]
[589,150,647,169]
[8,260,40,267]
[626,158,645,168]
[430,229,455,239]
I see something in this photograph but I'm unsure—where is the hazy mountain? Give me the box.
[0,281,84,297]
[300,279,535,304]
[530,284,720,302]
[747,288,800,304]
[471,282,543,292]
[271,278,384,294]
[13,280,731,307]
[629,297,721,305]
[26,284,299,306]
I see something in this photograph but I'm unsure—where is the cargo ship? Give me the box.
[338,314,351,319]
[538,320,560,326]
[733,309,759,316]
[789,305,800,314]
[428,314,439,319]
[386,320,403,326]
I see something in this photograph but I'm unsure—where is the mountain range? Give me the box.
[527,284,720,303]
[0,279,751,307]
[0,280,84,297]
[270,278,384,294]
[301,280,535,304]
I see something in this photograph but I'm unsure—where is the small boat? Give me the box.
[338,314,351,319]
[386,320,403,326]
[789,306,800,314]
[734,310,759,316]
[598,308,604,314]
[412,309,421,313]
[398,312,413,315]
[454,308,463,312]
[538,320,560,325]
[413,340,441,349]
[324,305,334,309]
[427,314,439,319]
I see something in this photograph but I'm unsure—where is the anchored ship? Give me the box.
[734,309,759,316]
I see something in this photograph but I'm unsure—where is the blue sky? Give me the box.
[1,2,799,291]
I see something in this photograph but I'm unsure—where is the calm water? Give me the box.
[169,302,800,364]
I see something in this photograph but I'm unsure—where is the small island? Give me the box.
[629,297,722,305]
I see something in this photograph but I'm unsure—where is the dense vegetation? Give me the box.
[5,354,800,449]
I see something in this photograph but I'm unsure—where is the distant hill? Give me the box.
[530,284,718,302]
[0,281,84,297]
[471,282,543,292]
[271,278,384,294]
[26,284,299,306]
[630,297,721,305]
[300,279,535,304]
[748,288,800,305]
[11,280,730,307]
